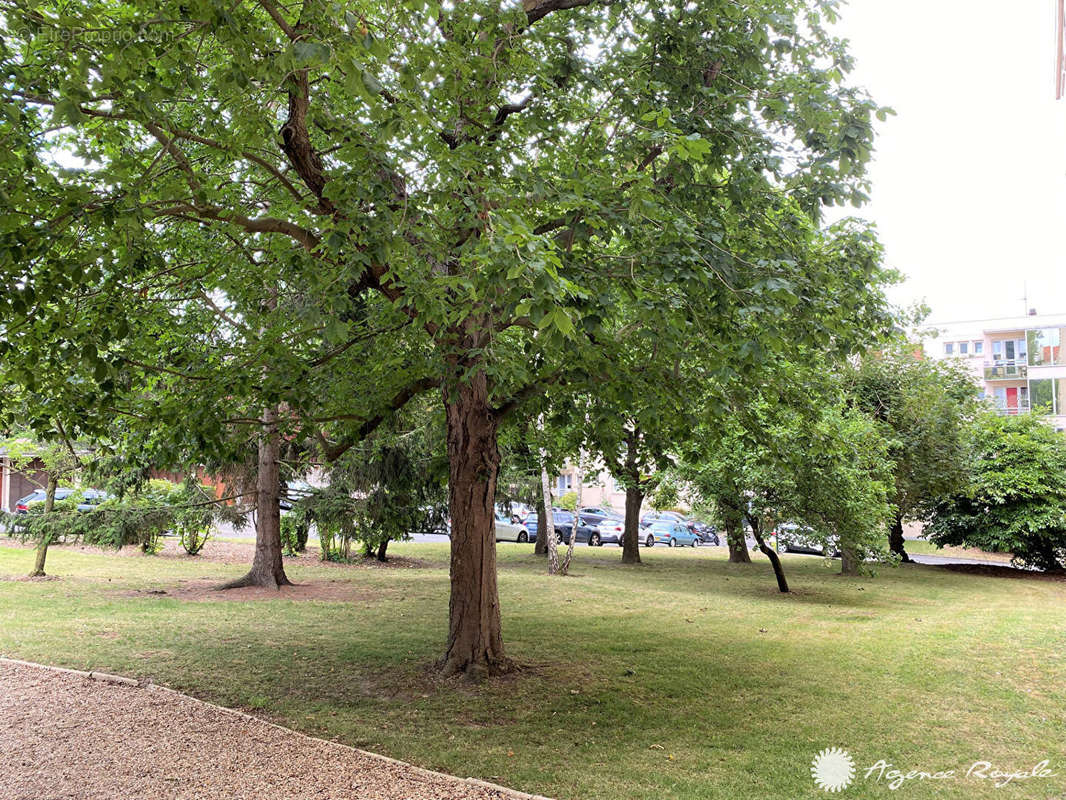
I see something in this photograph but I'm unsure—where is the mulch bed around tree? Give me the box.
[0,536,430,570]
[0,659,548,800]
[118,578,380,603]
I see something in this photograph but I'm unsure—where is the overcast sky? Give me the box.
[831,0,1066,323]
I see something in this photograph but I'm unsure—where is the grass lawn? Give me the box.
[1,538,1064,799]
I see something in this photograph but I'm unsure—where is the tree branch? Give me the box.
[318,376,441,462]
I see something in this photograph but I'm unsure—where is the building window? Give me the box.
[959,341,968,355]
[973,340,983,355]
[557,473,573,493]
[944,342,954,355]
[1031,379,1054,413]
[1026,327,1065,366]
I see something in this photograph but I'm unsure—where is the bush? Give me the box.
[280,512,310,556]
[927,413,1066,573]
[6,479,232,556]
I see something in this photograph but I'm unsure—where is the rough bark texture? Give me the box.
[439,374,512,679]
[748,514,789,593]
[534,500,548,556]
[219,408,291,590]
[722,503,751,563]
[620,433,643,564]
[840,547,861,576]
[29,475,58,577]
[621,485,644,564]
[888,511,911,562]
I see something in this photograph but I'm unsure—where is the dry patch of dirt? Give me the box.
[0,573,61,582]
[119,577,379,603]
[0,536,431,570]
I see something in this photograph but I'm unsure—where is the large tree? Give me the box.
[682,358,896,587]
[3,0,889,676]
[927,413,1066,574]
[846,346,977,562]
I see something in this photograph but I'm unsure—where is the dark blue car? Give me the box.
[523,510,598,544]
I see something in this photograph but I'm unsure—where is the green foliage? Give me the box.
[650,477,681,512]
[682,359,896,573]
[280,513,310,557]
[557,491,578,512]
[847,345,978,522]
[927,413,1066,572]
[4,479,232,556]
[0,0,897,472]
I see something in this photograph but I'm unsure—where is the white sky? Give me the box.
[832,0,1066,323]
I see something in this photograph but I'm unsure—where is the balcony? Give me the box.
[984,360,1028,380]
[995,402,1032,416]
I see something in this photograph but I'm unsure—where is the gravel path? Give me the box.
[0,660,548,800]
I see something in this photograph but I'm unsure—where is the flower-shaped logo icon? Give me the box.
[811,747,855,792]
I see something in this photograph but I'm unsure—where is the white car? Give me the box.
[494,512,530,543]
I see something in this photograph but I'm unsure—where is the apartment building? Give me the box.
[923,311,1066,431]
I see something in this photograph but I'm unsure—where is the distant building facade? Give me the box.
[923,311,1066,431]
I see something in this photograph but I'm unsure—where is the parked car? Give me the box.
[76,489,111,512]
[523,510,596,544]
[690,520,720,545]
[494,512,530,543]
[642,520,701,547]
[496,502,533,524]
[578,506,614,521]
[640,510,686,528]
[776,523,840,557]
[14,488,77,513]
[586,514,625,546]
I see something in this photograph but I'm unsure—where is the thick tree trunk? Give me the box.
[621,485,644,564]
[29,475,58,577]
[748,514,789,593]
[722,503,751,563]
[888,511,911,562]
[840,545,861,575]
[439,374,511,678]
[219,408,291,589]
[376,538,389,562]
[534,501,548,556]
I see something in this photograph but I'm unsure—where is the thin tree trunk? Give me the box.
[536,458,552,557]
[219,407,291,589]
[888,511,911,562]
[747,513,789,593]
[439,373,511,678]
[722,502,751,563]
[537,462,562,576]
[29,475,58,577]
[559,466,581,575]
